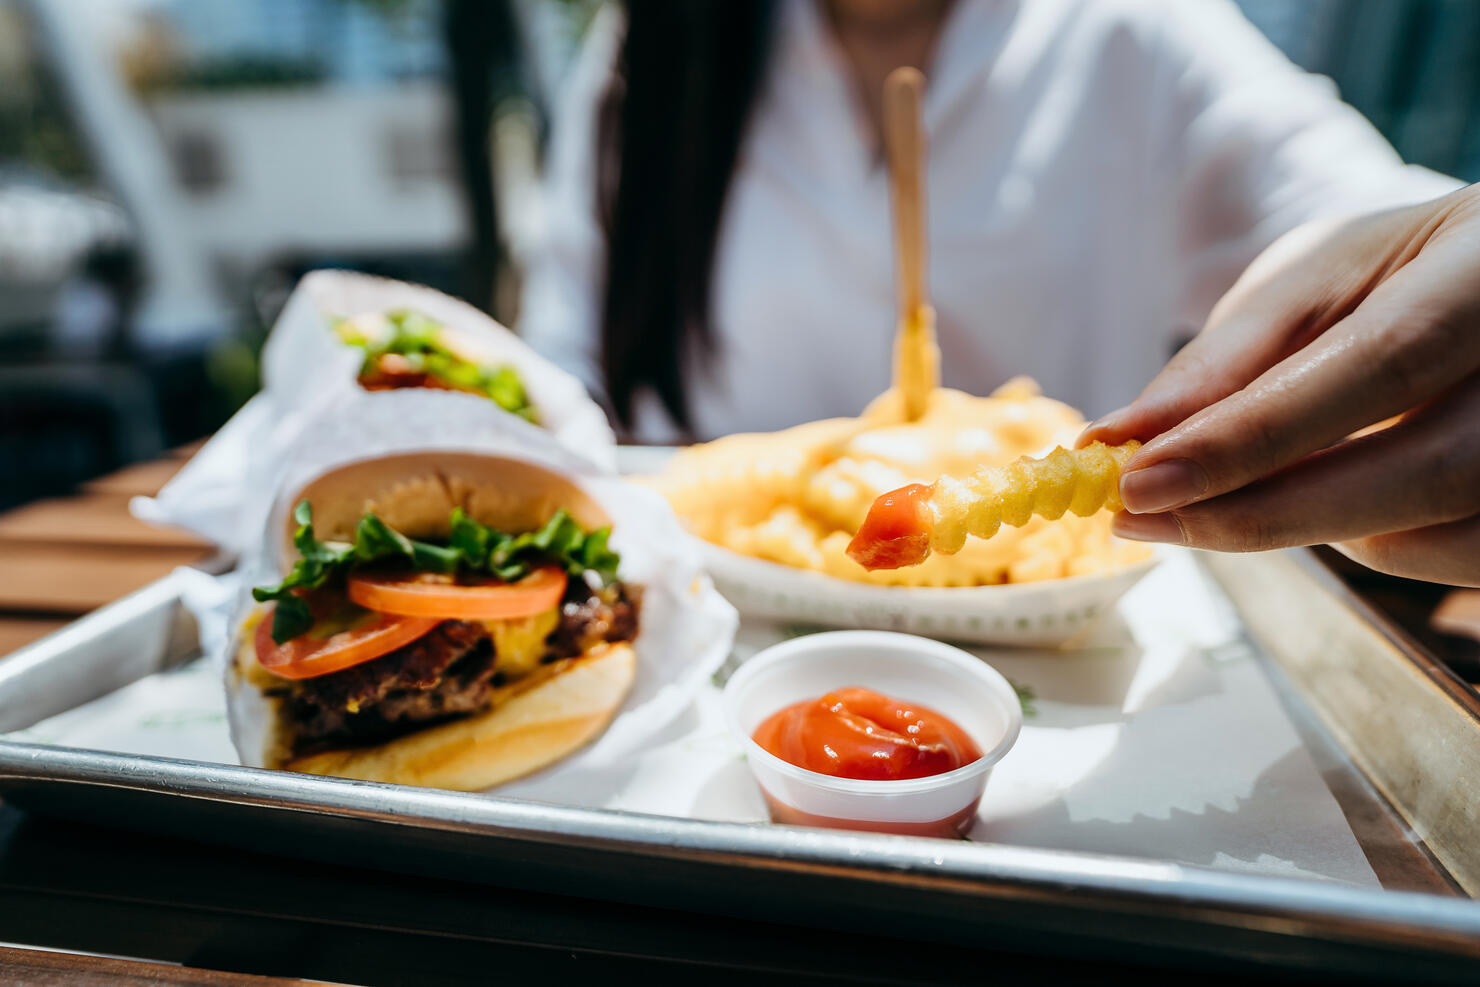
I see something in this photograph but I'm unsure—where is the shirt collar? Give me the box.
[777,0,1021,140]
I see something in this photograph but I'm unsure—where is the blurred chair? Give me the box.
[0,364,164,510]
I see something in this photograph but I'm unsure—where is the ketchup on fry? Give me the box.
[753,687,981,781]
[846,483,934,570]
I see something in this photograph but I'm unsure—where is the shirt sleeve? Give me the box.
[1145,0,1462,331]
[516,5,624,401]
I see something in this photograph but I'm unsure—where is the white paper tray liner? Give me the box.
[10,549,1380,890]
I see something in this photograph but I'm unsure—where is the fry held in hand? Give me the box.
[847,441,1141,570]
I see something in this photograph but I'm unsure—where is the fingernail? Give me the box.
[1084,406,1129,438]
[1112,511,1185,544]
[1119,459,1208,514]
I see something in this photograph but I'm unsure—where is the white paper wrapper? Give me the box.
[133,269,616,552]
[224,388,737,781]
[697,540,1161,647]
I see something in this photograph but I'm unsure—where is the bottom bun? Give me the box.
[282,643,636,790]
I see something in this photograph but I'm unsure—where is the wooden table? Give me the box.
[0,945,316,986]
[0,447,214,658]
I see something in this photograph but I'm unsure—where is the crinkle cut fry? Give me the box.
[848,440,1141,570]
[931,440,1142,552]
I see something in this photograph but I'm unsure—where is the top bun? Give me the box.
[282,452,610,563]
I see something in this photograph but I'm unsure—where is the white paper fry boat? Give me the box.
[696,538,1161,647]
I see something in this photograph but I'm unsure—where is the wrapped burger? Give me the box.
[134,270,615,552]
[224,389,734,789]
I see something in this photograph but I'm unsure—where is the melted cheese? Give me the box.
[486,607,561,680]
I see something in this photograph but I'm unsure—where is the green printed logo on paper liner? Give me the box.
[140,710,228,729]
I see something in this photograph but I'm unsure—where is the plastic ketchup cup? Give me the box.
[723,630,1023,839]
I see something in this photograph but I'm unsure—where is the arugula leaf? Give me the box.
[448,506,493,563]
[411,540,463,573]
[251,502,353,642]
[253,502,620,644]
[353,513,413,562]
[579,527,621,583]
[268,595,313,643]
[337,309,539,422]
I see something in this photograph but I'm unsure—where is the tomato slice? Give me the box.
[346,566,568,621]
[254,603,440,681]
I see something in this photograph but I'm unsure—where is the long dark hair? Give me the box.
[598,1,779,432]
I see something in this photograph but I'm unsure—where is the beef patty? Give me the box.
[279,584,640,754]
[549,583,640,659]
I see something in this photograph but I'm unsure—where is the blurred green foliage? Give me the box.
[140,54,327,93]
[0,27,94,182]
[205,325,266,421]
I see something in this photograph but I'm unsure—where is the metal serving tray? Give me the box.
[1,555,1479,981]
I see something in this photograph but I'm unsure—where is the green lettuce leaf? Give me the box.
[252,502,619,644]
[336,310,538,423]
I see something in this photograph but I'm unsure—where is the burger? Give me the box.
[228,452,639,790]
[336,310,538,424]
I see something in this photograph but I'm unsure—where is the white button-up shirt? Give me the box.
[520,0,1457,441]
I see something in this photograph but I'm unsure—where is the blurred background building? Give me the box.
[0,0,1477,509]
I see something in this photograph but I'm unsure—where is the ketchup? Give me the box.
[753,687,981,781]
[845,483,935,570]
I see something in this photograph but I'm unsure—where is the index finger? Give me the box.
[1118,226,1480,515]
[1081,211,1407,450]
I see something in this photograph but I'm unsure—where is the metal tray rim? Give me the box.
[4,739,1480,950]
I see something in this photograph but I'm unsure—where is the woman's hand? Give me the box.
[1081,184,1480,585]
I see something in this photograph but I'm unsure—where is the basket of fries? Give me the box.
[643,379,1158,646]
